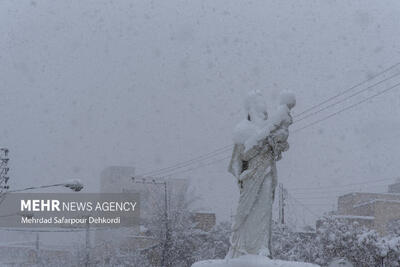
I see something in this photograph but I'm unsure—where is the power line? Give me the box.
[285,195,316,229]
[300,203,337,206]
[289,177,395,191]
[292,190,379,196]
[292,81,400,133]
[156,155,230,178]
[293,61,400,118]
[135,145,232,177]
[293,70,400,124]
[144,78,400,179]
[294,196,356,200]
[136,76,399,179]
[286,192,320,218]
[135,64,400,178]
[283,178,397,209]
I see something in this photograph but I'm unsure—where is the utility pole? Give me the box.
[278,183,286,225]
[85,216,90,267]
[132,176,169,267]
[36,233,41,266]
[0,148,10,196]
[161,180,169,267]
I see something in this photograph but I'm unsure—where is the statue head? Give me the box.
[279,91,296,110]
[244,90,268,122]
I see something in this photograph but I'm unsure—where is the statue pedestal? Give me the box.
[192,255,319,267]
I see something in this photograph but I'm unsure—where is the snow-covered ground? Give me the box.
[192,255,319,267]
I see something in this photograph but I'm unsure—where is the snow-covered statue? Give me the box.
[192,92,319,266]
[227,90,296,259]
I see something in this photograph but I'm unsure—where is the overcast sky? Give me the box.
[1,0,400,224]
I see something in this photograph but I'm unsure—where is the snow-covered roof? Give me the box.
[340,192,400,198]
[353,199,400,208]
[0,243,70,252]
[331,215,375,220]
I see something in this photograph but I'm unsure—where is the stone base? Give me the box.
[192,255,320,267]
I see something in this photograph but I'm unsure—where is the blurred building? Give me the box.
[388,178,400,193]
[98,165,189,226]
[193,212,216,231]
[100,166,137,193]
[0,241,73,266]
[99,166,189,219]
[333,180,400,235]
[95,165,140,257]
[95,166,218,265]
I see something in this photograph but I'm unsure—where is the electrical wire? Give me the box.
[292,81,400,133]
[146,79,400,179]
[293,61,400,118]
[136,145,232,177]
[289,177,396,191]
[286,192,320,218]
[293,71,400,123]
[134,63,400,178]
[156,155,230,178]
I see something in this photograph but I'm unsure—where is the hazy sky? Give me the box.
[1,0,400,224]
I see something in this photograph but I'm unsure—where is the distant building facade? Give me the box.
[98,165,191,225]
[193,212,216,231]
[334,180,400,235]
[0,242,72,266]
[388,178,400,194]
[95,166,216,265]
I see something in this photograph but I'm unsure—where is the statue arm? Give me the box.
[241,144,260,161]
[228,144,243,178]
[267,125,290,161]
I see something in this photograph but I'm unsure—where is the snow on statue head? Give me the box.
[233,90,295,149]
[279,91,296,110]
[244,90,268,122]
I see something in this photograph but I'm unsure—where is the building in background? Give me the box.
[95,166,218,265]
[331,180,400,235]
[388,178,400,193]
[95,166,140,257]
[0,241,73,267]
[193,212,216,232]
[98,165,190,226]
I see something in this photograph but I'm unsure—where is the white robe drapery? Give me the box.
[227,111,292,259]
[227,143,277,258]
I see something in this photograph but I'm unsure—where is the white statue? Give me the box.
[226,90,295,259]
